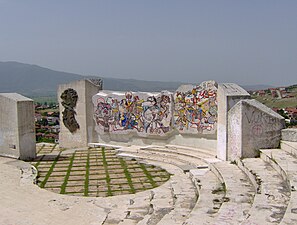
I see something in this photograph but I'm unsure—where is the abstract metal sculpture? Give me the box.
[60,88,80,133]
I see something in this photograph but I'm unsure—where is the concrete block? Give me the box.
[228,99,285,160]
[281,128,297,142]
[58,79,102,148]
[0,93,35,160]
[217,83,250,160]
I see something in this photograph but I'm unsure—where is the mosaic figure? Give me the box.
[93,91,173,136]
[173,81,218,134]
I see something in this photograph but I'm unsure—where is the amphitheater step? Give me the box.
[184,168,225,224]
[155,172,197,224]
[116,147,208,171]
[260,149,297,224]
[239,158,290,224]
[208,161,255,225]
[165,145,216,157]
[281,140,297,157]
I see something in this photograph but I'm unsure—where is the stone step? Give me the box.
[116,157,198,225]
[260,149,297,225]
[209,161,255,225]
[143,145,216,159]
[117,148,207,172]
[184,168,225,224]
[239,158,290,224]
[165,144,216,157]
[281,140,297,158]
[155,172,197,224]
[139,146,214,165]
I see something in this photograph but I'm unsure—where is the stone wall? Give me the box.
[0,93,35,160]
[90,80,218,150]
[228,99,285,160]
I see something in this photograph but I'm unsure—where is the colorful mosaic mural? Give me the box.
[93,91,173,136]
[173,81,218,134]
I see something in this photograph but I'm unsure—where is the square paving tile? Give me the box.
[68,175,85,181]
[65,186,85,193]
[67,180,85,186]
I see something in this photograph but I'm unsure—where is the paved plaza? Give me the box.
[32,144,170,197]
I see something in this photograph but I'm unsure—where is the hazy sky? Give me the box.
[0,1,296,86]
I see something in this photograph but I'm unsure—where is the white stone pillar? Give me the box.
[217,83,250,160]
[0,93,36,160]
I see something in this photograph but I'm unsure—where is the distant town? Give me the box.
[251,84,297,126]
[34,102,60,144]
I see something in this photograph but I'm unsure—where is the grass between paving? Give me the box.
[60,152,76,194]
[50,144,58,153]
[119,158,136,194]
[37,144,45,154]
[140,165,159,188]
[39,153,61,188]
[33,154,46,168]
[84,149,90,196]
[101,147,113,196]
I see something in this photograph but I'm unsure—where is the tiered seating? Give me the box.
[238,158,290,224]
[115,144,258,225]
[260,148,297,224]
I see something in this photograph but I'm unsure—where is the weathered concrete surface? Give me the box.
[217,83,250,160]
[0,93,35,160]
[228,99,284,160]
[282,128,297,142]
[58,79,102,148]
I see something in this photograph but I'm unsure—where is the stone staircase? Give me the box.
[259,141,297,225]
[111,140,297,225]
[113,145,259,225]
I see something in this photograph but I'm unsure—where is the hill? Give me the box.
[0,61,276,99]
[0,61,83,96]
[0,61,185,97]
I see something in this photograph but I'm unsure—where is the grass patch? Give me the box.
[39,153,61,188]
[60,152,75,194]
[84,149,90,196]
[119,158,136,194]
[33,154,46,168]
[140,164,158,188]
[37,144,45,154]
[101,147,113,196]
[50,144,58,153]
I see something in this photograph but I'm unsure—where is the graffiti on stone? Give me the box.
[173,81,218,134]
[93,91,173,136]
[61,88,80,133]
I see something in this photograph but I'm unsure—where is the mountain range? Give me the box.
[0,61,273,97]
